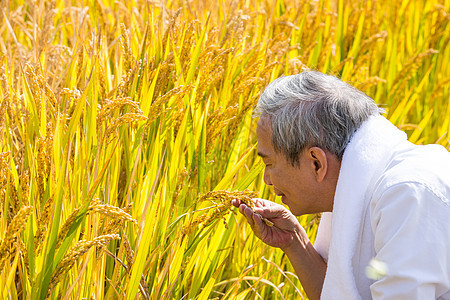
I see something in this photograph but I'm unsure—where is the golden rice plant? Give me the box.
[0,0,448,299]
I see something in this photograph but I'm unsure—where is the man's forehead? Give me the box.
[256,117,272,139]
[256,117,274,158]
[257,116,272,129]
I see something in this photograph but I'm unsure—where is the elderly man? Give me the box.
[232,71,450,300]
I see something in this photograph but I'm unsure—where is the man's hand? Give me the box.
[232,198,307,251]
[233,197,326,300]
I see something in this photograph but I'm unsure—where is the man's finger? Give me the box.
[252,212,268,238]
[239,204,255,227]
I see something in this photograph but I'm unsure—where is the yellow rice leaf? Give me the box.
[214,144,257,191]
[408,109,434,144]
[186,14,210,84]
[195,256,228,300]
[1,251,20,300]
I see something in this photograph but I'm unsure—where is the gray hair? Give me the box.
[255,71,384,165]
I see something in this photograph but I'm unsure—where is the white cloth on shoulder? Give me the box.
[314,115,407,299]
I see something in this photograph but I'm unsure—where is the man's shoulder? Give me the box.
[372,142,450,206]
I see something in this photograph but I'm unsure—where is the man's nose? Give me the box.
[263,168,273,186]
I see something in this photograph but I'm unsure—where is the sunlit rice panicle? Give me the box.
[182,215,208,236]
[202,205,230,227]
[120,23,134,72]
[288,58,308,74]
[179,21,197,69]
[300,41,318,61]
[56,207,80,250]
[48,234,120,297]
[352,54,371,78]
[122,233,134,266]
[230,76,258,106]
[197,190,258,207]
[170,100,186,138]
[105,113,148,139]
[134,58,146,99]
[3,237,29,277]
[0,206,33,269]
[146,85,193,125]
[153,58,175,98]
[182,190,258,236]
[19,169,31,206]
[75,47,84,83]
[391,49,439,95]
[23,62,57,116]
[24,63,43,111]
[7,183,19,221]
[43,81,57,114]
[61,87,81,115]
[0,151,10,183]
[224,107,253,147]
[195,45,231,101]
[61,87,81,100]
[34,196,54,255]
[206,104,240,153]
[103,203,133,235]
[16,238,30,276]
[36,136,51,201]
[268,36,290,61]
[358,31,388,58]
[56,198,131,250]
[97,60,107,102]
[161,8,182,54]
[97,97,142,122]
[117,68,133,97]
[89,202,137,225]
[431,77,450,100]
[429,6,449,45]
[172,168,189,204]
[356,76,387,92]
[331,56,354,74]
[0,106,5,134]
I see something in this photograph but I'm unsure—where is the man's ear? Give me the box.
[308,147,328,182]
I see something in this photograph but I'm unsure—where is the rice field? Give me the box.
[0,0,449,299]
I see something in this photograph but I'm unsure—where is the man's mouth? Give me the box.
[274,189,282,196]
[274,189,286,200]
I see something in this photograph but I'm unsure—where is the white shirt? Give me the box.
[368,142,450,299]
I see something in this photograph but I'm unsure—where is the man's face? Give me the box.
[256,117,331,215]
